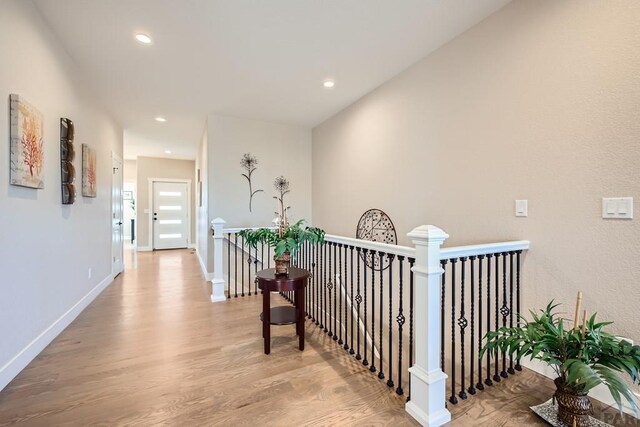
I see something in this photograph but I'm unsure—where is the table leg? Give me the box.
[298,287,305,351]
[263,289,270,355]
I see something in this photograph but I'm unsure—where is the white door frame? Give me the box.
[112,152,124,277]
[148,178,192,250]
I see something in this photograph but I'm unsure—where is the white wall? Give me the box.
[313,0,640,345]
[0,0,122,390]
[205,114,312,271]
[195,124,210,278]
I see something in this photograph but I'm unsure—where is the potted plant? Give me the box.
[481,300,640,426]
[239,219,324,275]
[239,175,324,275]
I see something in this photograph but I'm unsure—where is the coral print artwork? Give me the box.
[82,144,97,198]
[10,94,45,189]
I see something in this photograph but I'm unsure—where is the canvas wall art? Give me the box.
[10,94,45,189]
[82,144,97,198]
[60,118,76,204]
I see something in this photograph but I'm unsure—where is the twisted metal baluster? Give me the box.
[386,253,395,387]
[440,259,447,374]
[369,250,377,374]
[476,255,485,391]
[396,255,405,395]
[362,249,369,366]
[378,251,385,380]
[328,243,334,337]
[343,244,349,351]
[500,252,508,379]
[336,243,342,343]
[449,258,458,404]
[458,257,468,400]
[468,256,476,396]
[515,251,523,371]
[227,234,231,299]
[407,257,415,402]
[508,251,515,375]
[493,254,501,383]
[349,246,355,354]
[485,254,494,386]
[356,247,362,361]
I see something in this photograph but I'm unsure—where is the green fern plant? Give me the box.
[481,301,640,414]
[238,220,325,258]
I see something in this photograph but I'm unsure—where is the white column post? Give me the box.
[210,217,227,303]
[405,225,451,427]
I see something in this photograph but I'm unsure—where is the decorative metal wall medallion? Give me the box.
[355,209,397,270]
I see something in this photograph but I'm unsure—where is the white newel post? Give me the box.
[405,225,451,427]
[211,217,227,303]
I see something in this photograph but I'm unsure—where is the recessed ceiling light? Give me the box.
[323,80,335,88]
[135,33,153,45]
[155,116,166,122]
[164,150,172,154]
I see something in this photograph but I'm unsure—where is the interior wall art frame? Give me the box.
[9,94,45,189]
[82,144,97,198]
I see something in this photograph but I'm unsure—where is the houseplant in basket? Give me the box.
[239,176,324,275]
[481,298,640,427]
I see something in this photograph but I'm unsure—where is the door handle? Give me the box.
[117,221,123,226]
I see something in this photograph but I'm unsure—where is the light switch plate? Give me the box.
[602,197,633,219]
[515,200,528,217]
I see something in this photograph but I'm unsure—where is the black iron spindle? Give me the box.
[387,253,394,388]
[396,255,405,395]
[449,257,458,404]
[378,251,385,380]
[227,234,231,299]
[500,253,508,379]
[485,254,493,386]
[356,247,362,361]
[515,250,522,371]
[343,244,349,350]
[476,255,485,391]
[458,257,468,400]
[440,259,447,373]
[349,246,355,354]
[234,234,238,298]
[322,242,327,331]
[468,256,476,395]
[247,247,252,296]
[493,254,501,383]
[508,251,515,375]
[328,242,334,338]
[362,248,369,367]
[370,250,377,374]
[241,236,245,297]
[335,243,340,342]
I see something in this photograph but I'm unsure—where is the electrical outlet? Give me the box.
[88,268,92,279]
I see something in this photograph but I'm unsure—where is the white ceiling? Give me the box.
[34,0,511,160]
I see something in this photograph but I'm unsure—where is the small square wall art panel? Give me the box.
[82,144,97,198]
[10,94,45,189]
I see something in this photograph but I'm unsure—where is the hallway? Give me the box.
[0,249,415,426]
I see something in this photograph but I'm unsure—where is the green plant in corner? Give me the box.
[481,300,640,426]
[239,220,325,258]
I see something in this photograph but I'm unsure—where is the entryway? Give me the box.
[152,181,190,250]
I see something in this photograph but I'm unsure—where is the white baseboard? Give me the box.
[523,359,639,419]
[0,274,114,392]
[137,246,152,252]
[195,248,213,281]
[188,243,196,249]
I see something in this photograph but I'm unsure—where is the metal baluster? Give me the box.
[247,246,252,296]
[378,251,385,380]
[485,254,494,386]
[515,250,523,371]
[260,243,265,295]
[227,234,231,299]
[362,248,369,366]
[408,257,415,402]
[501,252,508,378]
[458,257,468,400]
[254,245,258,294]
[343,244,349,350]
[387,253,395,387]
[449,257,458,404]
[328,243,334,338]
[355,247,362,360]
[267,245,271,269]
[234,234,238,298]
[322,242,326,331]
[468,256,476,395]
[508,251,515,375]
[241,236,245,297]
[314,243,319,324]
[493,254,501,383]
[369,250,377,373]
[336,243,342,343]
[396,255,405,395]
[476,255,485,391]
[349,246,355,354]
[440,260,447,374]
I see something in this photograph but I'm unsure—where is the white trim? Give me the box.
[325,234,416,258]
[0,274,113,392]
[195,247,213,281]
[148,178,192,250]
[111,152,124,278]
[136,246,152,252]
[440,240,530,259]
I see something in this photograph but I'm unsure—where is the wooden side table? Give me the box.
[257,267,309,355]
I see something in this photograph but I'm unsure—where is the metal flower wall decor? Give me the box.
[273,175,291,223]
[240,153,264,212]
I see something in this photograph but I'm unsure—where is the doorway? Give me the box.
[112,153,124,277]
[152,181,190,250]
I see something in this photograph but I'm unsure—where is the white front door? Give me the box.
[112,153,124,276]
[153,181,189,250]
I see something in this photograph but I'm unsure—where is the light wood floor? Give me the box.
[0,248,637,426]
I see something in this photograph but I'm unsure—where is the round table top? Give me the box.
[256,267,310,283]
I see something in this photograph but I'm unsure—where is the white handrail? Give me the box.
[324,234,416,258]
[440,240,530,259]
